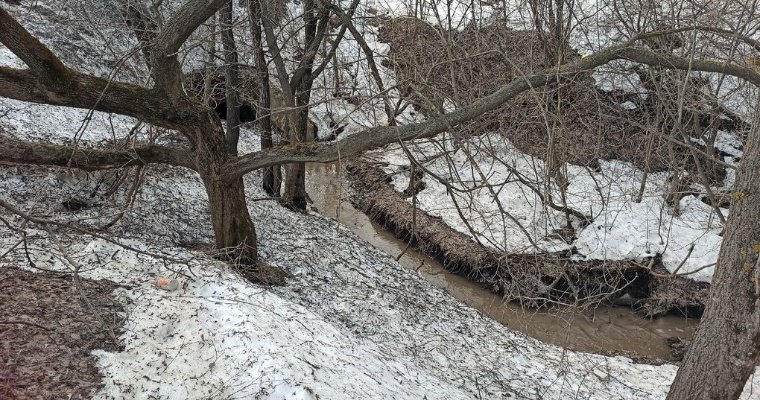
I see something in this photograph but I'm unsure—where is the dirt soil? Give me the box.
[0,266,125,400]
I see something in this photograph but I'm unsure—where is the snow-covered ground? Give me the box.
[3,121,759,398]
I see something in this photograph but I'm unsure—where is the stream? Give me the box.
[306,162,698,361]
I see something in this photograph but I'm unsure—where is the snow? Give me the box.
[2,149,759,397]
[377,134,727,282]
[0,94,748,397]
[78,240,469,400]
[568,161,725,282]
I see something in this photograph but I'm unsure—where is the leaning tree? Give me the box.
[1,2,760,395]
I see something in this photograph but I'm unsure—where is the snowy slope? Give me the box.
[0,75,756,397]
[2,124,759,398]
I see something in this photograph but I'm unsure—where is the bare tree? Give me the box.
[248,0,281,196]
[258,0,330,210]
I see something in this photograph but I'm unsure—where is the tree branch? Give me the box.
[0,9,204,130]
[149,0,227,98]
[0,7,73,90]
[0,66,200,130]
[0,136,196,171]
[260,3,296,108]
[289,1,330,90]
[153,0,228,58]
[121,0,159,68]
[635,26,760,53]
[225,42,760,180]
[310,0,360,79]
[332,3,394,124]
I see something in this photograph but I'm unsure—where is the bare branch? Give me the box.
[153,0,227,58]
[0,136,196,171]
[0,66,200,130]
[121,0,159,67]
[289,1,330,90]
[332,3,395,125]
[226,41,760,180]
[150,0,227,97]
[0,7,72,89]
[635,26,760,53]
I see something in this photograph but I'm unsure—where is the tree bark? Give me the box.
[666,105,760,399]
[248,0,281,196]
[195,125,258,262]
[204,174,257,262]
[221,0,241,154]
[0,137,195,171]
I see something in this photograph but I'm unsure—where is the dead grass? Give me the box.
[0,266,125,399]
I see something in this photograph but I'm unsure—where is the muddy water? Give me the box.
[307,163,698,361]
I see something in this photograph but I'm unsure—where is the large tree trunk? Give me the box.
[666,107,760,399]
[195,124,258,262]
[204,173,257,261]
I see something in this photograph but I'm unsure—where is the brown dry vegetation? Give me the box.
[0,266,125,399]
[378,17,741,184]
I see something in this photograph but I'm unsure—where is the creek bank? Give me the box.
[346,161,709,318]
[307,162,698,362]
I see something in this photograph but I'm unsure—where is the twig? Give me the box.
[670,244,695,276]
[0,320,52,331]
[0,238,23,261]
[0,197,188,263]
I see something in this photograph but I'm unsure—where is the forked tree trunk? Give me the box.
[195,125,257,262]
[280,0,322,210]
[666,106,760,400]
